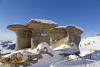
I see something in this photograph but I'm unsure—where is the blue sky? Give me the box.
[0,0,100,40]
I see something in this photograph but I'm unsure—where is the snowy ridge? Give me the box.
[55,26,66,28]
[29,19,58,24]
[55,25,84,31]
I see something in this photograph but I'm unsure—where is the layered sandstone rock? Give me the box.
[65,25,83,47]
[26,19,58,49]
[7,19,83,50]
[7,24,32,50]
[49,25,83,48]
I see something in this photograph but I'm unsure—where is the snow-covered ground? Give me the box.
[79,36,100,56]
[0,40,15,54]
[50,35,100,67]
[0,35,100,67]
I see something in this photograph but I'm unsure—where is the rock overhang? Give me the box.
[7,24,31,31]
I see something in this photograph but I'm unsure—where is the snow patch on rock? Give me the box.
[29,19,57,25]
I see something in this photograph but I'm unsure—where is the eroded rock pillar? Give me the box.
[66,31,81,46]
[65,26,83,47]
[7,24,32,50]
[15,30,32,50]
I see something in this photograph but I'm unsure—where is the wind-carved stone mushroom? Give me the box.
[7,24,32,50]
[65,25,83,47]
[49,26,67,48]
[26,19,58,49]
[49,25,83,48]
[49,25,83,56]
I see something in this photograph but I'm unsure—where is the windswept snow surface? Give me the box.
[29,51,63,67]
[79,36,100,56]
[53,43,80,54]
[51,50,100,67]
[1,36,100,67]
[29,39,100,67]
[50,59,100,67]
[23,42,64,67]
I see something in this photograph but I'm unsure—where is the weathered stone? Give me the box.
[7,24,32,50]
[65,25,83,47]
[2,63,19,67]
[7,19,83,50]
[16,30,32,50]
[26,19,58,49]
[0,47,54,67]
[49,25,83,48]
[31,36,50,49]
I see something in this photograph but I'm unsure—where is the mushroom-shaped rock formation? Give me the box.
[49,25,83,48]
[49,26,67,48]
[65,25,83,47]
[26,19,58,49]
[7,24,32,50]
